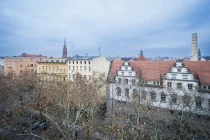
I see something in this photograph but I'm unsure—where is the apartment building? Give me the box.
[4,53,47,76]
[67,55,110,80]
[36,57,68,82]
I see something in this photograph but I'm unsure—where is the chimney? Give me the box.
[191,33,199,61]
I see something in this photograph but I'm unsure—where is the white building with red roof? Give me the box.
[108,58,210,115]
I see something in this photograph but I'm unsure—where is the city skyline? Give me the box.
[0,0,210,57]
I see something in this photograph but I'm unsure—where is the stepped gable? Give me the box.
[108,60,174,81]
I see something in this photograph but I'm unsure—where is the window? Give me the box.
[20,64,23,67]
[141,91,146,100]
[63,77,65,81]
[129,72,132,76]
[172,74,176,79]
[125,88,129,98]
[80,66,82,71]
[84,66,87,71]
[153,81,156,85]
[73,66,75,71]
[76,61,78,64]
[76,66,78,71]
[121,72,124,76]
[118,78,122,84]
[69,74,71,79]
[89,61,91,64]
[20,59,23,61]
[84,61,86,64]
[167,82,172,88]
[208,86,210,90]
[132,79,135,84]
[133,89,138,98]
[171,96,177,104]
[203,85,206,90]
[80,61,82,64]
[125,67,128,70]
[161,93,166,102]
[89,66,91,71]
[20,69,22,73]
[73,61,74,64]
[188,84,193,90]
[177,68,181,72]
[116,87,121,96]
[177,83,182,89]
[182,75,188,80]
[151,91,156,101]
[124,79,128,84]
[69,66,71,70]
[195,97,202,109]
[69,61,71,64]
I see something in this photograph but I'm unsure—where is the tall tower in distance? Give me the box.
[191,33,199,61]
[62,38,67,58]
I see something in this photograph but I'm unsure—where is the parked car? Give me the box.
[32,120,47,130]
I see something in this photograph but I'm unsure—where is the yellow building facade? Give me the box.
[36,58,68,82]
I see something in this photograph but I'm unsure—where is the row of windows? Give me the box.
[118,78,135,84]
[120,71,132,76]
[167,82,193,90]
[20,69,35,72]
[116,87,209,108]
[69,74,91,80]
[69,66,91,72]
[20,64,35,67]
[69,61,91,65]
[38,68,66,73]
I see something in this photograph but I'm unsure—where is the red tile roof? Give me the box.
[184,61,210,85]
[109,60,210,84]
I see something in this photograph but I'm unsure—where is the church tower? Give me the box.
[62,38,67,58]
[191,33,199,61]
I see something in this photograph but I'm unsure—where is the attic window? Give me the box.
[125,67,128,70]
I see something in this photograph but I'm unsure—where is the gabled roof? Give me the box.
[108,60,210,85]
[109,60,174,81]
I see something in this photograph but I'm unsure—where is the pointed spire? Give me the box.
[140,49,143,56]
[64,37,66,46]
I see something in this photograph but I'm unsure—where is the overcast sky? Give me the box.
[0,0,210,57]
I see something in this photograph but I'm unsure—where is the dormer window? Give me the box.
[177,68,181,72]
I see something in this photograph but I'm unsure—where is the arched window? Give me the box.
[151,91,156,101]
[116,87,121,96]
[125,88,129,98]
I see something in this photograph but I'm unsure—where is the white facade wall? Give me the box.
[109,60,210,115]
[67,56,110,80]
[0,58,4,66]
[92,56,110,78]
